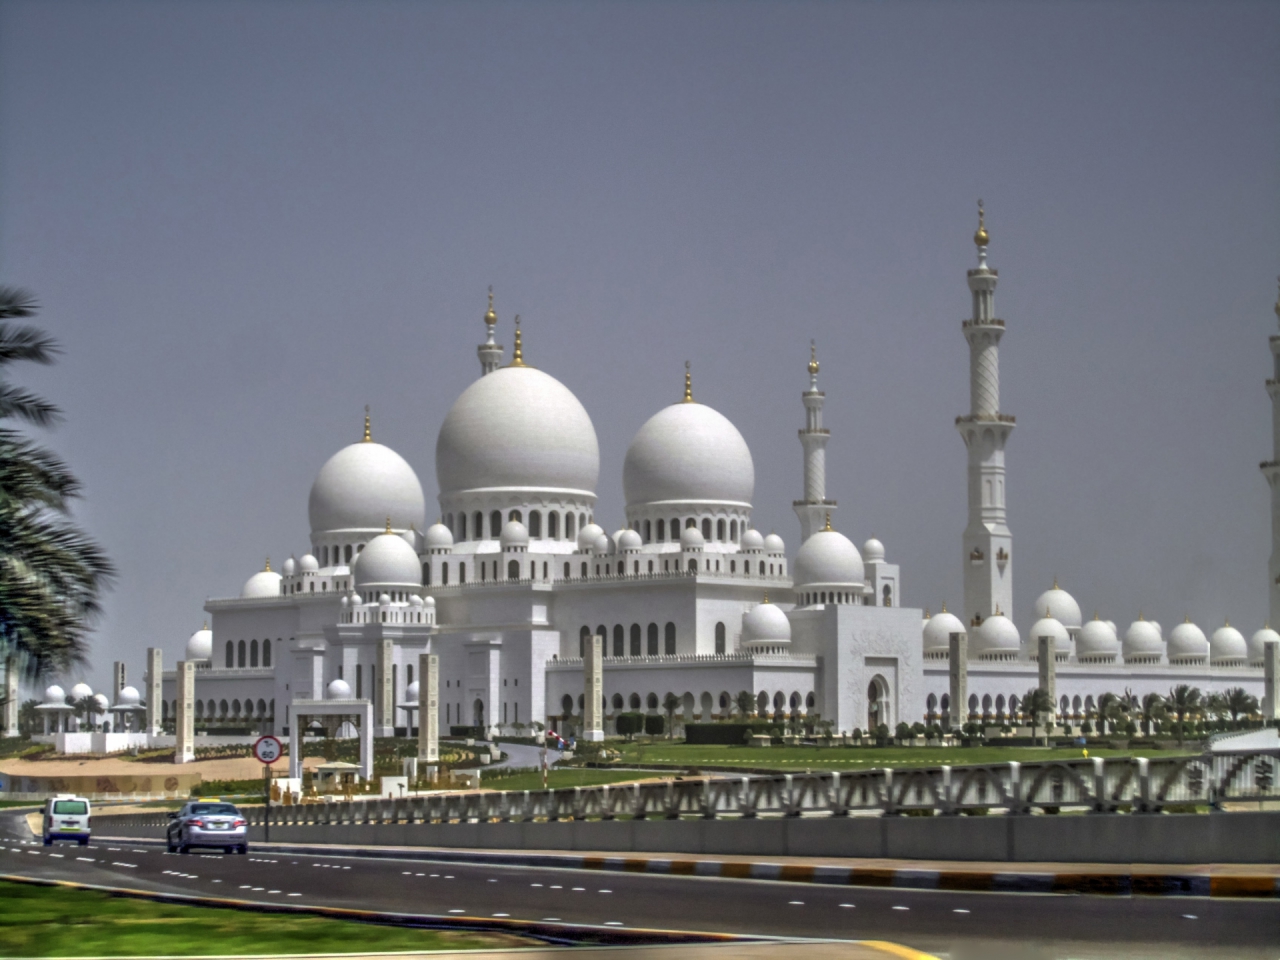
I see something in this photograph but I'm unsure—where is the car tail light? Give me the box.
[233,819,246,827]
[189,819,205,827]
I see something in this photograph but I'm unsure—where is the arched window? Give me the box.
[548,511,559,539]
[580,562,587,577]
[195,700,204,719]
[611,693,623,710]
[646,692,658,711]
[458,562,466,583]
[257,698,267,717]
[715,622,726,654]
[883,584,892,607]
[490,511,502,536]
[561,694,574,717]
[250,639,259,667]
[647,623,659,656]
[342,544,351,563]
[644,519,652,542]
[528,511,541,537]
[629,693,641,710]
[616,560,624,575]
[225,641,234,668]
[473,511,484,539]
[506,559,518,579]
[730,520,737,540]
[613,624,624,657]
[237,640,246,668]
[579,626,590,659]
[459,514,467,540]
[671,517,679,536]
[563,561,570,578]
[566,513,576,539]
[717,519,725,540]
[629,623,640,656]
[664,622,676,655]
[219,699,229,718]
[688,558,697,572]
[441,563,450,585]
[656,518,665,541]
[759,561,766,575]
[263,639,272,668]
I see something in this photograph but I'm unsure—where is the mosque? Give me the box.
[111,209,1273,742]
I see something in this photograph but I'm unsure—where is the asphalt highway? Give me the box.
[3,813,1277,959]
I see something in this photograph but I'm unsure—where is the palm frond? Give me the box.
[0,287,38,320]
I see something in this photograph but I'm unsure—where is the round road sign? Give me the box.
[253,735,283,765]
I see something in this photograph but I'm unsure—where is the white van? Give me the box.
[42,795,91,846]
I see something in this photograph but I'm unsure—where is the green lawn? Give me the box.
[482,767,649,792]
[608,741,1190,770]
[0,879,537,957]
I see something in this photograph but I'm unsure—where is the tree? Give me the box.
[1166,685,1203,743]
[735,690,756,719]
[662,693,680,740]
[1097,692,1128,735]
[1022,687,1054,741]
[1224,687,1259,727]
[0,287,113,681]
[1139,692,1167,736]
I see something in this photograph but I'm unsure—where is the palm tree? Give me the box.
[0,286,113,681]
[1097,692,1126,735]
[1167,685,1203,743]
[1224,687,1259,728]
[662,692,680,739]
[1139,692,1166,736]
[1022,687,1054,741]
[735,690,756,719]
[1204,692,1228,728]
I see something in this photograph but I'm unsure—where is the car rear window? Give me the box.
[53,800,88,815]
[190,803,239,815]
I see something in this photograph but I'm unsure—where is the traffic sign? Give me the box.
[253,735,283,765]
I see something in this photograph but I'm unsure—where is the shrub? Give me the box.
[895,722,913,741]
[643,714,665,737]
[615,713,645,739]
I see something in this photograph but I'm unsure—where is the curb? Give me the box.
[101,835,1280,899]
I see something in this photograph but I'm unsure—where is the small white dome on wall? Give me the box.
[1033,581,1082,630]
[922,607,965,657]
[327,678,352,699]
[185,625,213,660]
[1168,619,1209,663]
[242,560,283,599]
[354,532,422,588]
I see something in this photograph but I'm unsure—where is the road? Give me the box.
[2,813,1277,959]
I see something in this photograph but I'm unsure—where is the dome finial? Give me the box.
[808,340,819,376]
[363,405,372,442]
[1052,575,1058,589]
[683,360,693,403]
[385,516,392,534]
[264,557,272,573]
[485,286,496,326]
[763,591,770,603]
[940,600,947,613]
[508,315,527,367]
[974,199,989,248]
[202,620,208,630]
[823,512,832,531]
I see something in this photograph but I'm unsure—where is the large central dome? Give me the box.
[309,441,426,536]
[436,366,600,497]
[624,402,754,507]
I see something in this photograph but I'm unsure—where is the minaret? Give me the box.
[477,287,504,375]
[956,202,1014,626]
[1262,279,1280,625]
[793,341,836,542]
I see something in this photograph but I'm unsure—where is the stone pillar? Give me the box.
[111,661,126,704]
[418,654,439,769]
[3,658,18,737]
[1264,639,1280,721]
[376,639,394,736]
[1037,634,1057,723]
[948,632,967,731]
[582,633,604,742]
[174,660,195,763]
[145,648,163,737]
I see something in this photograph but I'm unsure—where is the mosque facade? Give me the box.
[128,213,1273,741]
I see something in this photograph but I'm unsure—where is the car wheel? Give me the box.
[224,846,234,855]
[237,844,248,855]
[166,841,177,853]
[78,838,88,847]
[179,842,190,854]
[42,837,52,846]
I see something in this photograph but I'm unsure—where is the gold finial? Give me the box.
[973,199,989,247]
[508,315,526,367]
[1052,575,1058,589]
[1224,617,1230,627]
[940,600,948,613]
[924,608,931,619]
[763,591,770,604]
[1093,611,1100,621]
[1045,606,1052,617]
[485,286,496,326]
[202,620,208,630]
[1184,614,1191,623]
[1138,610,1145,621]
[385,517,392,535]
[808,340,819,376]
[994,604,1002,616]
[823,513,832,531]
[362,405,372,442]
[264,557,272,573]
[682,361,693,402]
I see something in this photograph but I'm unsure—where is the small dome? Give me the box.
[1076,617,1120,661]
[1033,583,1082,630]
[70,682,93,700]
[424,522,454,550]
[242,564,283,599]
[1210,622,1248,664]
[423,595,436,607]
[406,681,420,701]
[740,528,765,551]
[281,556,297,576]
[742,600,792,645]
[590,533,611,556]
[340,595,350,608]
[578,522,605,550]
[117,685,141,706]
[309,439,426,537]
[500,520,529,549]
[409,593,424,607]
[863,537,885,562]
[44,684,65,704]
[327,678,352,699]
[763,533,786,555]
[400,525,423,553]
[299,554,319,573]
[680,526,705,550]
[973,614,1020,659]
[353,533,423,588]
[1168,619,1209,663]
[793,529,863,587]
[91,693,109,712]
[185,626,213,661]
[1027,616,1069,657]
[378,592,392,605]
[618,529,642,551]
[1123,618,1164,661]
[1248,626,1280,665]
[923,610,965,655]
[623,401,754,507]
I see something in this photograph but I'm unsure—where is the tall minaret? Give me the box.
[477,287,504,375]
[793,341,836,542]
[1262,279,1280,625]
[956,202,1014,626]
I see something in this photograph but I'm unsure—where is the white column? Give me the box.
[1037,635,1057,723]
[145,648,163,737]
[948,633,968,731]
[2,658,18,737]
[1263,639,1279,721]
[376,639,394,736]
[418,653,439,766]
[1262,285,1280,625]
[793,342,836,542]
[174,661,195,764]
[111,662,126,705]
[358,701,374,781]
[289,716,302,780]
[583,633,604,742]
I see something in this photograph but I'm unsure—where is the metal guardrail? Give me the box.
[95,750,1279,829]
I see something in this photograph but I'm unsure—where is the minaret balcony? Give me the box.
[955,413,1016,425]
[961,318,1004,330]
[796,428,830,437]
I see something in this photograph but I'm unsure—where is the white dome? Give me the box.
[1033,584,1082,630]
[1123,618,1164,661]
[764,533,786,555]
[436,366,599,497]
[623,402,754,507]
[740,528,765,551]
[1168,620,1209,662]
[69,682,92,701]
[117,685,141,706]
[241,566,283,599]
[379,593,392,605]
[592,533,612,556]
[1210,623,1248,664]
[327,678,352,699]
[423,595,436,607]
[742,601,791,645]
[409,593,424,607]
[618,529,642,551]
[354,533,422,588]
[43,684,65,704]
[424,522,454,550]
[1027,616,1069,657]
[185,627,213,661]
[1248,626,1280,665]
[500,520,529,549]
[578,523,605,550]
[91,693,109,712]
[309,440,426,536]
[680,526,705,550]
[281,556,297,576]
[400,526,423,553]
[1076,617,1120,661]
[923,610,965,655]
[793,530,864,587]
[406,681,420,701]
[974,614,1020,658]
[299,554,319,573]
[863,537,885,562]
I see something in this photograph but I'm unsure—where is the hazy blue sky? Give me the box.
[1,1,1277,688]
